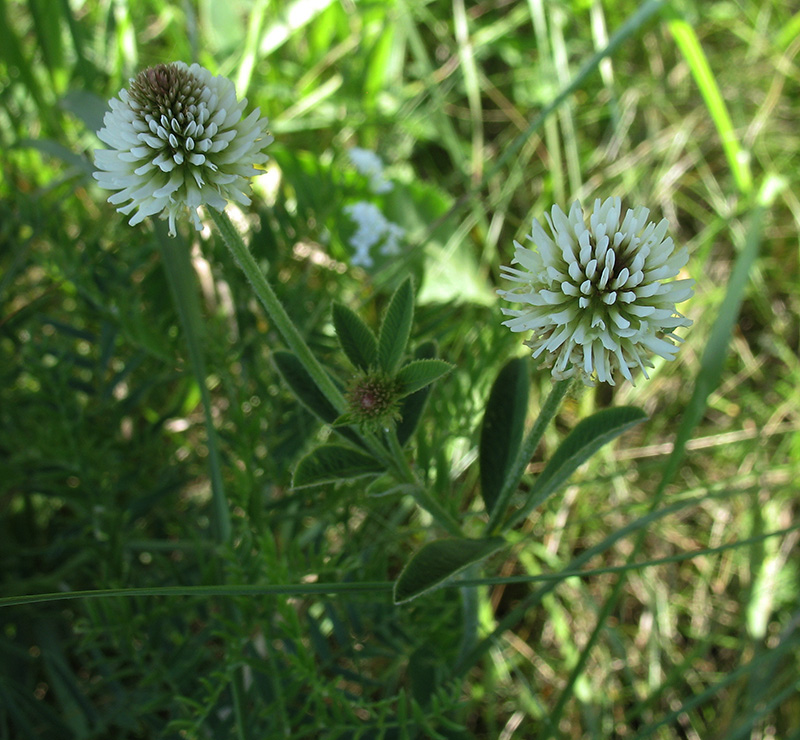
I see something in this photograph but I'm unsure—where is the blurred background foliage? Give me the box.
[1,0,799,737]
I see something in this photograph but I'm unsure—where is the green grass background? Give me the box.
[1,0,799,737]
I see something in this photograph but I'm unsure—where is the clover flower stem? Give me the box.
[485,378,574,536]
[545,180,784,733]
[210,208,347,415]
[210,210,397,467]
[385,428,462,538]
[157,231,232,545]
[455,563,480,666]
[160,224,265,737]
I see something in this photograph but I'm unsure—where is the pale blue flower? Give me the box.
[344,201,405,268]
[348,147,393,194]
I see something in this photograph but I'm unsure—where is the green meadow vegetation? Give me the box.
[1,0,799,737]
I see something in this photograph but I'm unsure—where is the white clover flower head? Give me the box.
[93,62,273,236]
[348,147,393,193]
[344,201,405,268]
[498,197,694,386]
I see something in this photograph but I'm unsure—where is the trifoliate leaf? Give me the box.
[395,359,454,398]
[394,536,506,604]
[293,444,383,489]
[378,278,414,373]
[332,302,378,371]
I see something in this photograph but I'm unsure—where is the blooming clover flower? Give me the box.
[498,197,694,385]
[93,62,273,236]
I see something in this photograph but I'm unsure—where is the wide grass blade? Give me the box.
[485,0,669,187]
[659,176,783,491]
[1,521,794,610]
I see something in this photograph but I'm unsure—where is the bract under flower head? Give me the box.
[93,62,273,236]
[498,197,694,386]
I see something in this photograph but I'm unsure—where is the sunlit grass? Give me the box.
[1,0,798,737]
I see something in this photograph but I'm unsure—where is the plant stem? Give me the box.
[160,224,252,738]
[385,428,462,538]
[158,230,231,545]
[209,208,346,415]
[485,378,573,536]
[456,563,480,666]
[544,180,779,735]
[211,208,462,536]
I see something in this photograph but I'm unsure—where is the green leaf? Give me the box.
[509,406,647,529]
[272,350,338,423]
[396,341,437,447]
[292,445,383,489]
[332,302,378,371]
[393,536,506,604]
[378,278,414,373]
[330,411,359,428]
[395,359,453,398]
[17,138,94,175]
[366,474,417,498]
[479,358,529,515]
[59,90,109,138]
[665,8,752,195]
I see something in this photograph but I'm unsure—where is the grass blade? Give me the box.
[664,7,753,195]
[659,175,784,491]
